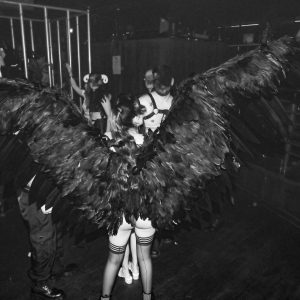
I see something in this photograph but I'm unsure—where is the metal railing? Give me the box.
[0,0,92,89]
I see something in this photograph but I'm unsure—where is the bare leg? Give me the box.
[101,219,132,299]
[101,250,124,299]
[136,239,153,300]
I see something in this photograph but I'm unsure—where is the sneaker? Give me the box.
[128,262,139,280]
[118,267,132,284]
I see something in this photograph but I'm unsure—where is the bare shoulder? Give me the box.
[138,93,151,105]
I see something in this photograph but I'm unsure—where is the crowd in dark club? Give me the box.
[1,38,232,300]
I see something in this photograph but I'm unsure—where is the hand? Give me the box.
[100,94,112,104]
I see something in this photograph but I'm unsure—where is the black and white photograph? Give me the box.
[1,0,300,299]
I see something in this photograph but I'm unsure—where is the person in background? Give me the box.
[0,45,20,216]
[0,130,65,299]
[28,50,50,87]
[143,69,154,94]
[138,65,174,133]
[139,65,175,258]
[18,172,65,300]
[0,46,6,78]
[66,63,112,134]
[117,68,156,280]
[0,42,22,79]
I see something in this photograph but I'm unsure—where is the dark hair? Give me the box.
[30,48,45,60]
[88,73,102,85]
[153,65,173,87]
[115,93,145,128]
[85,73,109,100]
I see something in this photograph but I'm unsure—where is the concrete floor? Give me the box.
[1,194,300,300]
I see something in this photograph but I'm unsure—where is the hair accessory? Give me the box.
[83,73,108,84]
[83,73,90,83]
[101,74,108,84]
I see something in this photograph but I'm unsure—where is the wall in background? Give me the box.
[91,37,234,98]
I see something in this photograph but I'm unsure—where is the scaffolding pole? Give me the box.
[29,20,35,53]
[66,10,73,97]
[9,18,15,49]
[87,8,91,73]
[48,20,54,85]
[56,20,63,88]
[19,3,28,78]
[44,7,52,86]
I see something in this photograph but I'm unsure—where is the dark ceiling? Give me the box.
[1,0,300,42]
[34,0,300,39]
[34,0,300,24]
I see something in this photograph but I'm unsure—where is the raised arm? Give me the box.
[101,93,113,133]
[65,63,84,97]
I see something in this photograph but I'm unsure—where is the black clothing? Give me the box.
[0,135,40,188]
[86,88,106,116]
[94,118,107,134]
[31,283,65,299]
[18,190,57,283]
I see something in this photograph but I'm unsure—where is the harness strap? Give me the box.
[143,92,169,120]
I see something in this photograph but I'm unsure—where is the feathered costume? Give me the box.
[1,37,299,235]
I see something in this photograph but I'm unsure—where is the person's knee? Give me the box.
[107,241,126,264]
[107,252,123,266]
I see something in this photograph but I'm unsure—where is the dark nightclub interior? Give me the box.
[1,1,300,300]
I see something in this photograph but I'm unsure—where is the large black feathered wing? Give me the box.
[0,79,112,228]
[1,37,299,234]
[108,37,300,230]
